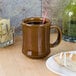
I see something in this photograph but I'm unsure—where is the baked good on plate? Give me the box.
[54,51,76,72]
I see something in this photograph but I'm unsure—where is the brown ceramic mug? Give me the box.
[22,17,62,59]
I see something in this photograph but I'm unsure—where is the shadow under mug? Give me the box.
[22,17,62,59]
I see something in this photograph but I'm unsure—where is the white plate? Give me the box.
[46,54,76,76]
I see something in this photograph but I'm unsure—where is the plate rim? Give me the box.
[46,51,76,76]
[46,55,66,76]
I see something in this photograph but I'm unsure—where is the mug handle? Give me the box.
[50,26,62,48]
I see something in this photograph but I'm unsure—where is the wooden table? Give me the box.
[0,33,76,76]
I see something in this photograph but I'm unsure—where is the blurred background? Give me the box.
[0,0,70,35]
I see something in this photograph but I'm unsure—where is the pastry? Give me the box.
[54,52,76,72]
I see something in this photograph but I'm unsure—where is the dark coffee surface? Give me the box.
[26,21,46,25]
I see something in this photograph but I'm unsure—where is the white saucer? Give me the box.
[46,54,76,76]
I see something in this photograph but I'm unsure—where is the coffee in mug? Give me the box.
[22,17,62,59]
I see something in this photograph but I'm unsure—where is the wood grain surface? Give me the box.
[0,33,76,76]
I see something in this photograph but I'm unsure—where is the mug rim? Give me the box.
[22,17,51,26]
